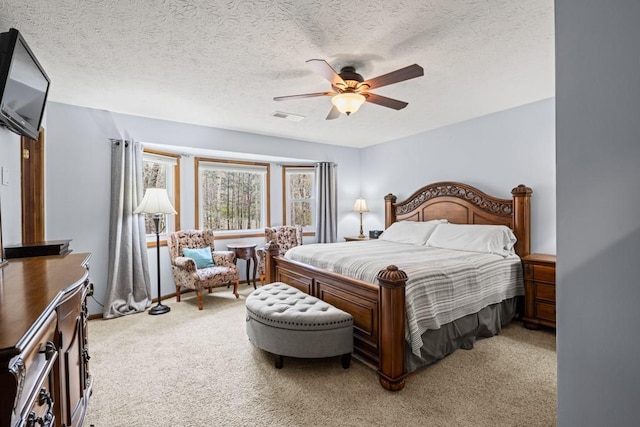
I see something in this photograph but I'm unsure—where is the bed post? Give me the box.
[511,185,533,257]
[384,194,397,229]
[376,265,408,391]
[264,241,279,285]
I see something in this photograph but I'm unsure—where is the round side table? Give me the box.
[226,242,258,289]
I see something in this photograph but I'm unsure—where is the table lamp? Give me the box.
[352,198,369,239]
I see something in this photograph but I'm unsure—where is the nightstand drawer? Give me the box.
[234,248,253,259]
[522,253,556,329]
[535,283,555,302]
[532,265,555,284]
[535,302,556,323]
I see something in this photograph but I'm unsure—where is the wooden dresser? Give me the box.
[0,253,93,427]
[521,253,556,329]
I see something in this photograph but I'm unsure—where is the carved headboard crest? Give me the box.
[394,183,513,216]
[384,182,532,257]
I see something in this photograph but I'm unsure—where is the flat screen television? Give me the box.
[0,28,50,140]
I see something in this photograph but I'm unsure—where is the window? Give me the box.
[283,165,314,230]
[142,150,180,240]
[196,158,270,233]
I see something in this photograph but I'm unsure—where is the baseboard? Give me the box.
[87,282,255,320]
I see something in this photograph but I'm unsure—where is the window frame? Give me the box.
[195,157,271,237]
[282,165,315,233]
[142,149,181,247]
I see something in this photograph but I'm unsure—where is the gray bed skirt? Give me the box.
[406,297,518,372]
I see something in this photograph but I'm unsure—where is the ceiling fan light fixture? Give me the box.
[331,92,366,116]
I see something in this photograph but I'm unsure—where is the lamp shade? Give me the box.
[352,198,369,213]
[134,188,177,215]
[331,92,366,115]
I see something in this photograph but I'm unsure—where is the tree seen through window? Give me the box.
[198,161,268,231]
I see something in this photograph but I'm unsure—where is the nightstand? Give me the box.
[344,236,370,242]
[521,253,556,329]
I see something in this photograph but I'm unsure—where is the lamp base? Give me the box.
[149,303,171,315]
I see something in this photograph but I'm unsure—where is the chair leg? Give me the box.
[259,274,265,286]
[175,285,181,302]
[233,279,239,298]
[197,290,203,310]
[275,355,283,369]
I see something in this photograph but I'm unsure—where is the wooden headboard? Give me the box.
[384,182,532,257]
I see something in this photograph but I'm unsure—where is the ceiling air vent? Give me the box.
[272,111,305,122]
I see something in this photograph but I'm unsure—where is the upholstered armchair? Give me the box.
[167,229,240,310]
[256,225,303,286]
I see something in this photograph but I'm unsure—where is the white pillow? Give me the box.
[379,220,448,245]
[425,224,517,257]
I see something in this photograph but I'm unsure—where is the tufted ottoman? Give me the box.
[245,282,353,369]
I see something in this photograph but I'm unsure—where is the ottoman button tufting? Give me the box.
[246,282,353,369]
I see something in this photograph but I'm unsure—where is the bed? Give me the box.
[264,181,532,391]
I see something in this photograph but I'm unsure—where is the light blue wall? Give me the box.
[361,98,556,255]
[44,102,361,315]
[0,128,21,248]
[556,1,640,425]
[3,98,557,317]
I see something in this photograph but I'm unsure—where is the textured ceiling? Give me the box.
[0,0,554,148]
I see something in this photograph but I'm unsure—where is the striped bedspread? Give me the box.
[284,240,524,356]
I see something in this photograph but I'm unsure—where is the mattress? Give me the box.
[284,240,524,356]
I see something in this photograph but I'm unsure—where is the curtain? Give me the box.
[103,140,152,318]
[315,162,338,243]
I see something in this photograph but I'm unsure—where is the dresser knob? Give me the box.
[40,341,57,361]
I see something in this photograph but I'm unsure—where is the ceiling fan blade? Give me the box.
[325,105,341,120]
[364,93,409,110]
[273,92,334,101]
[306,59,347,88]
[361,64,424,90]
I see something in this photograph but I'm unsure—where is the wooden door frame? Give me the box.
[21,128,45,243]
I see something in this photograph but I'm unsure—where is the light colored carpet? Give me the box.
[85,286,556,427]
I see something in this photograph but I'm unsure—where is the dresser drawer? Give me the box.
[11,311,58,426]
[24,376,56,427]
[535,302,556,323]
[532,265,555,284]
[535,283,556,302]
[58,285,83,344]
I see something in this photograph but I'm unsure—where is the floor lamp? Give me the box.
[353,198,369,239]
[135,188,177,315]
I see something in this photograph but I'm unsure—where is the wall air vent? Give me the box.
[272,111,305,122]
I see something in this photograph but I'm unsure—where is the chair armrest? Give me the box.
[256,247,266,260]
[173,256,197,273]
[212,250,236,267]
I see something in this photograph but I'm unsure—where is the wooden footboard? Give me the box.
[265,243,409,391]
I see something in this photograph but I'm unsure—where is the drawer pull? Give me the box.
[38,387,53,407]
[26,388,55,426]
[27,411,52,427]
[40,341,57,361]
[27,412,37,427]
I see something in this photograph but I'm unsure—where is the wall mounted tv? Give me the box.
[0,28,50,140]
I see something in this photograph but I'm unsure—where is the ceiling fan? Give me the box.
[274,59,424,120]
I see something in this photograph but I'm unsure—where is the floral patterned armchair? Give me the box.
[167,229,240,310]
[256,225,303,285]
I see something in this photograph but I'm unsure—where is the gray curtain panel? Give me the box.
[314,162,338,243]
[103,140,152,318]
